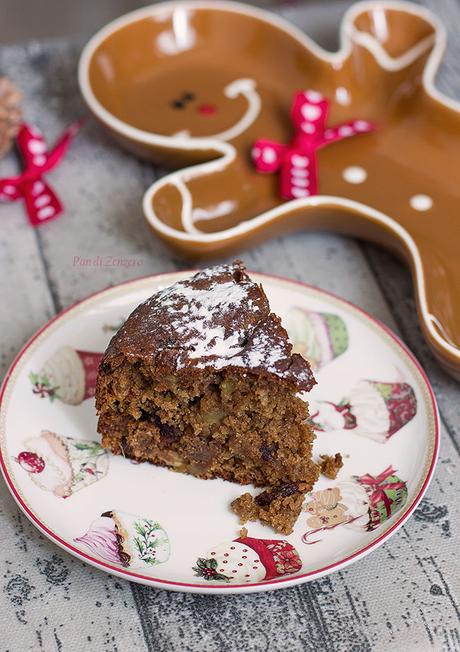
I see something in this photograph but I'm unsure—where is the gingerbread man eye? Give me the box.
[171,92,196,109]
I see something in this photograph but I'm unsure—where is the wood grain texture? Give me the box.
[0,2,458,651]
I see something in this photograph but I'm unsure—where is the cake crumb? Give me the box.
[319,453,343,479]
[231,482,307,535]
[232,493,256,524]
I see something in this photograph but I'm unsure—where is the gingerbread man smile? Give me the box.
[80,0,460,379]
[171,78,261,141]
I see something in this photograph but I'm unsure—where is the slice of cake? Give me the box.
[95,262,320,534]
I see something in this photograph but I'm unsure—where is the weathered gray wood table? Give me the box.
[0,1,459,650]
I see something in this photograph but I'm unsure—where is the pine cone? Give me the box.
[0,77,22,159]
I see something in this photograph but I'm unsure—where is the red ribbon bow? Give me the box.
[358,466,405,517]
[0,120,84,226]
[252,90,375,200]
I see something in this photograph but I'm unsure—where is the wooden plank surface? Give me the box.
[0,2,458,651]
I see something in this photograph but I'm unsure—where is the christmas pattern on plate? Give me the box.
[285,306,349,371]
[29,346,103,405]
[15,430,108,498]
[0,272,438,591]
[193,536,302,584]
[75,510,170,570]
[309,380,417,442]
[302,466,408,544]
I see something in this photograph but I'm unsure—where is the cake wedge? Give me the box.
[95,262,320,533]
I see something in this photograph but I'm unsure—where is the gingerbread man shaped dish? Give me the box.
[79,1,460,380]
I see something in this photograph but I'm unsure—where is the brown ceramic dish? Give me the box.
[78,1,460,381]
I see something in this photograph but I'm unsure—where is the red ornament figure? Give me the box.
[0,120,83,226]
[251,90,374,199]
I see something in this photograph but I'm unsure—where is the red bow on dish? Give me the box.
[252,90,375,200]
[358,466,405,517]
[0,120,84,226]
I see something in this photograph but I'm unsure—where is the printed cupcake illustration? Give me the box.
[285,308,348,370]
[193,536,302,583]
[302,466,408,544]
[309,380,417,443]
[29,346,103,404]
[15,430,108,497]
[75,510,170,569]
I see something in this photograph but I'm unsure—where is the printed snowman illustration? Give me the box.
[285,307,348,371]
[309,380,417,443]
[302,465,408,544]
[193,536,302,584]
[29,346,103,405]
[15,430,108,497]
[75,510,170,569]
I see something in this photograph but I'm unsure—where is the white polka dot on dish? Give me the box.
[343,166,367,184]
[410,194,433,211]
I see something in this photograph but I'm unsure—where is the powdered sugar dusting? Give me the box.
[211,324,288,372]
[149,277,257,361]
[111,263,315,391]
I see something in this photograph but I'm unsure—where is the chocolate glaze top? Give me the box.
[103,262,315,391]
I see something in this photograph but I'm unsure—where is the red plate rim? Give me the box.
[0,270,440,593]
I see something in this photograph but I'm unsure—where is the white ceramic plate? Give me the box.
[0,272,439,594]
